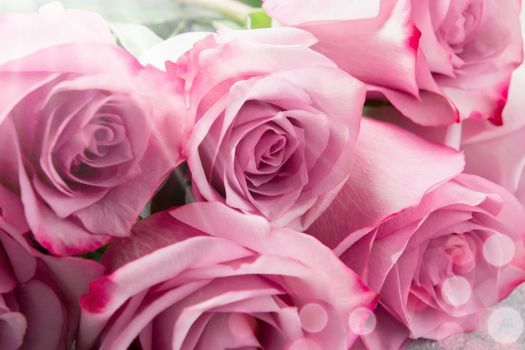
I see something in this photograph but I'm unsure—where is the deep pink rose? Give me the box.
[78,202,377,350]
[0,185,103,350]
[143,28,366,230]
[0,8,188,255]
[264,0,523,126]
[320,174,525,346]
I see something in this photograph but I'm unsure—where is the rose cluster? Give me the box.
[1,1,525,349]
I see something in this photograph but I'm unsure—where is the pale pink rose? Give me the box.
[143,29,465,233]
[143,28,366,230]
[0,185,104,350]
[264,0,523,126]
[320,174,525,344]
[0,8,189,255]
[78,202,377,350]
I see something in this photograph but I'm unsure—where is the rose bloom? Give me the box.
[142,28,366,230]
[0,185,103,350]
[78,202,377,350]
[263,0,523,126]
[0,7,188,255]
[313,174,525,347]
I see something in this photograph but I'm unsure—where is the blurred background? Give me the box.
[0,0,269,57]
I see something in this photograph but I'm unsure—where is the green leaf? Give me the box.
[109,22,163,57]
[140,201,152,219]
[237,0,262,7]
[245,9,271,29]
[80,245,108,261]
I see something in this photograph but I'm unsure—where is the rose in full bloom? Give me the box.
[78,202,377,350]
[0,7,188,255]
[143,29,466,232]
[142,28,366,230]
[316,174,525,346]
[0,185,103,350]
[264,0,523,126]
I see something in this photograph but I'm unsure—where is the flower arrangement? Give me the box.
[1,1,525,349]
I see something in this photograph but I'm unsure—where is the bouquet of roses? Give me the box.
[1,0,525,349]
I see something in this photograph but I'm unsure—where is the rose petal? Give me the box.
[0,311,26,350]
[15,280,66,350]
[308,117,465,249]
[267,0,421,95]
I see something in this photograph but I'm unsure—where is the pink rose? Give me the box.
[0,8,188,255]
[78,202,377,350]
[264,0,523,126]
[143,28,366,230]
[318,174,525,345]
[460,64,525,204]
[0,185,103,350]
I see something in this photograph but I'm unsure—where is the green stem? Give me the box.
[176,0,253,24]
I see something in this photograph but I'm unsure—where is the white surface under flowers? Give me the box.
[408,283,525,349]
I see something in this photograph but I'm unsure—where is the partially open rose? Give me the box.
[142,28,366,230]
[264,0,523,126]
[0,7,188,255]
[327,174,525,344]
[79,202,377,350]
